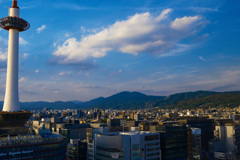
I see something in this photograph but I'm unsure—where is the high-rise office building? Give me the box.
[192,128,202,160]
[179,117,214,158]
[150,124,188,160]
[86,128,110,160]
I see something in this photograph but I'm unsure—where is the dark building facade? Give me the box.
[67,139,87,160]
[179,117,214,159]
[150,125,188,160]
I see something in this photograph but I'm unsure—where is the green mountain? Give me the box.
[82,91,165,109]
[153,91,240,109]
[174,92,240,109]
[1,91,240,110]
[153,91,219,107]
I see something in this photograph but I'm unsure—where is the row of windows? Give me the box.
[132,144,139,150]
[0,149,66,160]
[96,146,122,152]
[2,22,27,30]
[147,142,160,146]
[147,152,160,157]
[147,147,160,152]
[145,135,159,141]
[96,152,124,159]
[1,17,30,31]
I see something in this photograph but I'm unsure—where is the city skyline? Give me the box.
[0,0,240,102]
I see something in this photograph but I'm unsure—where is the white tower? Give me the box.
[0,0,30,112]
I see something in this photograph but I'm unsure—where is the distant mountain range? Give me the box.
[1,91,240,110]
[81,91,164,109]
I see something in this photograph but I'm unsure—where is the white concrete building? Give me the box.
[94,131,161,160]
[209,123,240,160]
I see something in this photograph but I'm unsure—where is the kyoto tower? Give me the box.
[0,0,32,129]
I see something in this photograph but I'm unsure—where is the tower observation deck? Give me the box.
[0,0,32,129]
[0,0,30,32]
[1,16,30,31]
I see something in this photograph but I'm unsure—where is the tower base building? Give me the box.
[0,133,67,160]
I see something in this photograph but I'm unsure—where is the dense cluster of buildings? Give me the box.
[2,105,240,160]
[25,106,240,160]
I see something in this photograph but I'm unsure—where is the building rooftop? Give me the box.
[96,131,158,136]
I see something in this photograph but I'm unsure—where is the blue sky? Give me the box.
[0,0,240,102]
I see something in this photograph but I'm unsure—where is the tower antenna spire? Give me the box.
[12,0,18,8]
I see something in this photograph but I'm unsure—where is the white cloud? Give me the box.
[199,56,206,61]
[53,42,57,47]
[110,69,123,76]
[19,77,27,83]
[190,7,218,13]
[21,5,36,9]
[0,48,7,61]
[171,16,202,30]
[37,25,46,33]
[198,55,219,62]
[58,71,71,76]
[0,37,8,62]
[160,44,191,57]
[80,26,86,33]
[155,8,172,21]
[80,26,99,34]
[65,32,72,37]
[0,36,8,46]
[54,3,92,11]
[22,53,29,59]
[120,40,165,55]
[53,10,206,64]
[19,37,28,45]
[58,72,65,76]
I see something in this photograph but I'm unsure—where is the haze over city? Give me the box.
[0,0,239,102]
